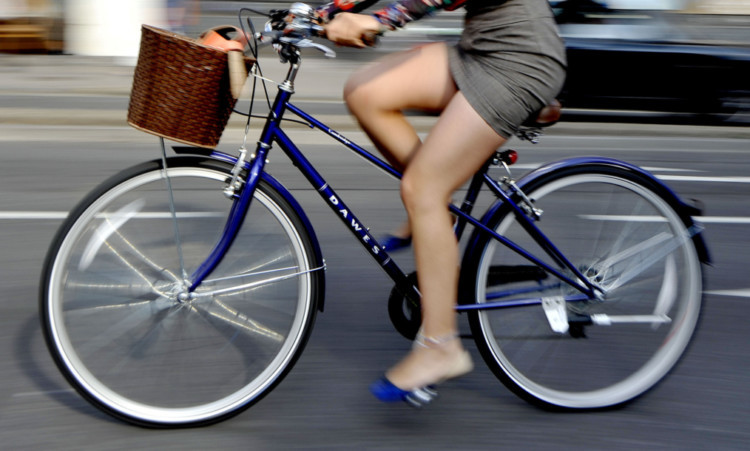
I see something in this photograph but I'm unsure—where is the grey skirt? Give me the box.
[448,0,567,138]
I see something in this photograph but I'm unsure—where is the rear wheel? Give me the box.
[41,157,323,427]
[466,165,703,409]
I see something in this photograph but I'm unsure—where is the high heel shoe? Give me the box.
[369,378,439,407]
[380,234,412,252]
[370,333,473,407]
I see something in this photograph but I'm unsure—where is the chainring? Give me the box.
[387,272,421,340]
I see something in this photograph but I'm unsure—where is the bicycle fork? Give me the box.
[159,135,272,295]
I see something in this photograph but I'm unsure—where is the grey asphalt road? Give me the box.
[1,119,749,449]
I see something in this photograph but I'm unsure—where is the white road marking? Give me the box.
[658,175,750,183]
[13,388,75,397]
[705,289,750,298]
[581,215,750,224]
[0,211,221,220]
[0,212,67,219]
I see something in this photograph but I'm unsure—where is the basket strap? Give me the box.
[198,25,250,99]
[228,50,248,99]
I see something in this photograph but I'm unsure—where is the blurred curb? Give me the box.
[4,105,750,137]
[542,121,750,139]
[2,54,750,138]
[3,107,750,139]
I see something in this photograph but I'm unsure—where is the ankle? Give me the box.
[414,332,462,352]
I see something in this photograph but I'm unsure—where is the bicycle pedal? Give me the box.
[542,296,569,334]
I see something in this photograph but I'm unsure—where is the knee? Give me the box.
[400,171,420,214]
[342,75,360,105]
[400,170,446,216]
[343,76,377,117]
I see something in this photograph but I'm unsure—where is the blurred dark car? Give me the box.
[551,1,750,125]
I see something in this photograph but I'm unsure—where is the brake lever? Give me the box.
[268,9,290,27]
[288,38,336,58]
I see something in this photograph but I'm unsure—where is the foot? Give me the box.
[381,220,412,252]
[380,234,412,252]
[369,378,438,407]
[371,333,473,406]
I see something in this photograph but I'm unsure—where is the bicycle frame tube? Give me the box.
[447,201,595,298]
[283,101,596,299]
[275,106,414,288]
[286,103,401,179]
[480,173,601,295]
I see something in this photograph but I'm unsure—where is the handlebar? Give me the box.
[256,2,337,59]
[253,2,383,60]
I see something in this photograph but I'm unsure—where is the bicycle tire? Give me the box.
[462,163,703,410]
[40,156,323,427]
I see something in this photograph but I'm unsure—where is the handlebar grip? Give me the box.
[362,31,381,47]
[311,24,325,37]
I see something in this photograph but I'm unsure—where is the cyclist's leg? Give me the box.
[385,95,508,391]
[343,42,456,171]
[344,42,457,242]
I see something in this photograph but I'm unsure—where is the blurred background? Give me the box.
[2,1,750,449]
[1,0,750,124]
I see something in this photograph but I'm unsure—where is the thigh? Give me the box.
[403,91,507,201]
[345,42,457,112]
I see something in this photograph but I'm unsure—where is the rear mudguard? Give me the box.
[459,156,710,304]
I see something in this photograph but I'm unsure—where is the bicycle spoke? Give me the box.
[202,247,297,284]
[601,228,696,293]
[65,297,179,358]
[652,256,677,324]
[193,266,322,298]
[593,229,671,270]
[187,298,285,342]
[80,207,185,289]
[79,199,145,270]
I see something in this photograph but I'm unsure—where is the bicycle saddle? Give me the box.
[522,99,561,128]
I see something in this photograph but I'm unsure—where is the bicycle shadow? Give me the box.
[15,313,119,424]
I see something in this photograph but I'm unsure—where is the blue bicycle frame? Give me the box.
[177,56,701,312]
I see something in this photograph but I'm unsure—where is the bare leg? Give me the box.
[344,43,456,170]
[345,43,508,390]
[345,43,456,239]
[386,90,507,390]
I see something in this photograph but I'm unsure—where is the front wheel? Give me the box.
[464,164,703,410]
[40,157,323,427]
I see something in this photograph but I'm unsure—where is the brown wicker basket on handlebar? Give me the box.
[127,25,255,149]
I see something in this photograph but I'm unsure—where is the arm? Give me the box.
[317,0,465,30]
[316,0,382,24]
[371,0,465,29]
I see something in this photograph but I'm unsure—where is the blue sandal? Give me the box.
[380,234,412,252]
[370,333,473,408]
[370,377,438,408]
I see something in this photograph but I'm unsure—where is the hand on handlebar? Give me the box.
[323,13,383,48]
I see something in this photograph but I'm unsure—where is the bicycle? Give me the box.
[40,3,709,428]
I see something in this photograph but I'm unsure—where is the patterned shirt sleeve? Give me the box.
[316,0,465,30]
[316,0,381,24]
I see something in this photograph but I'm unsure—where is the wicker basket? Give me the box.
[127,25,255,149]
